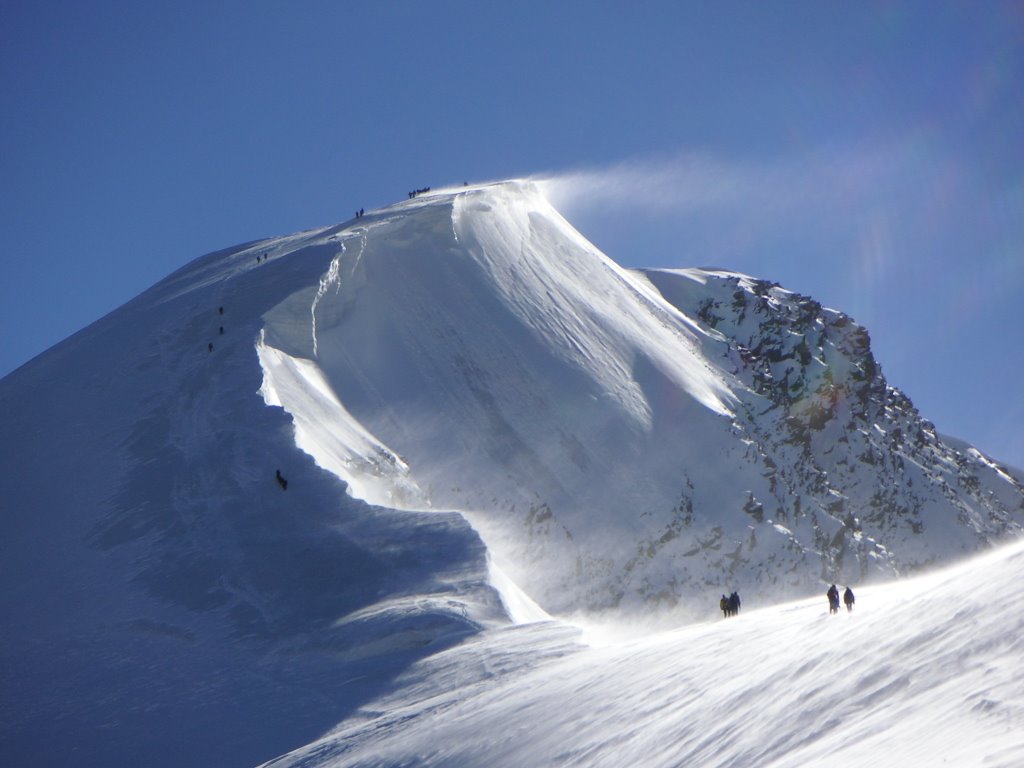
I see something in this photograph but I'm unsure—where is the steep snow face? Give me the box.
[264,538,1024,768]
[0,219,506,768]
[258,182,1024,623]
[259,183,751,619]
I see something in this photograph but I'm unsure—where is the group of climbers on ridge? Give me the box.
[719,584,856,619]
[827,583,855,613]
[720,591,741,617]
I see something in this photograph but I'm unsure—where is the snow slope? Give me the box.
[264,537,1024,768]
[1,179,1021,766]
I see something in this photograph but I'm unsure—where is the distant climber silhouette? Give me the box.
[827,584,840,614]
[844,586,855,612]
[275,469,288,491]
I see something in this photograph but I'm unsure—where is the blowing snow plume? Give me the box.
[536,154,772,216]
[534,142,996,290]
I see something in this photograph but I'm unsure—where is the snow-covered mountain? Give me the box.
[1,180,1021,766]
[256,180,1023,620]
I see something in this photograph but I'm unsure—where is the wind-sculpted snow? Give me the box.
[258,182,754,620]
[264,538,1024,768]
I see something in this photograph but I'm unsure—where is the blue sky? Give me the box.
[2,1,1022,468]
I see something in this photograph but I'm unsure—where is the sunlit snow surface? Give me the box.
[268,539,1024,768]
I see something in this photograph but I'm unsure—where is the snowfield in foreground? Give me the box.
[268,538,1024,768]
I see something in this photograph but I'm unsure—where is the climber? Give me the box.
[275,469,288,491]
[827,584,840,614]
[844,586,855,612]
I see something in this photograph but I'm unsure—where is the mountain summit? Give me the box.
[1,180,1021,766]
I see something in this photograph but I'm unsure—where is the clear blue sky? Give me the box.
[2,1,1022,468]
